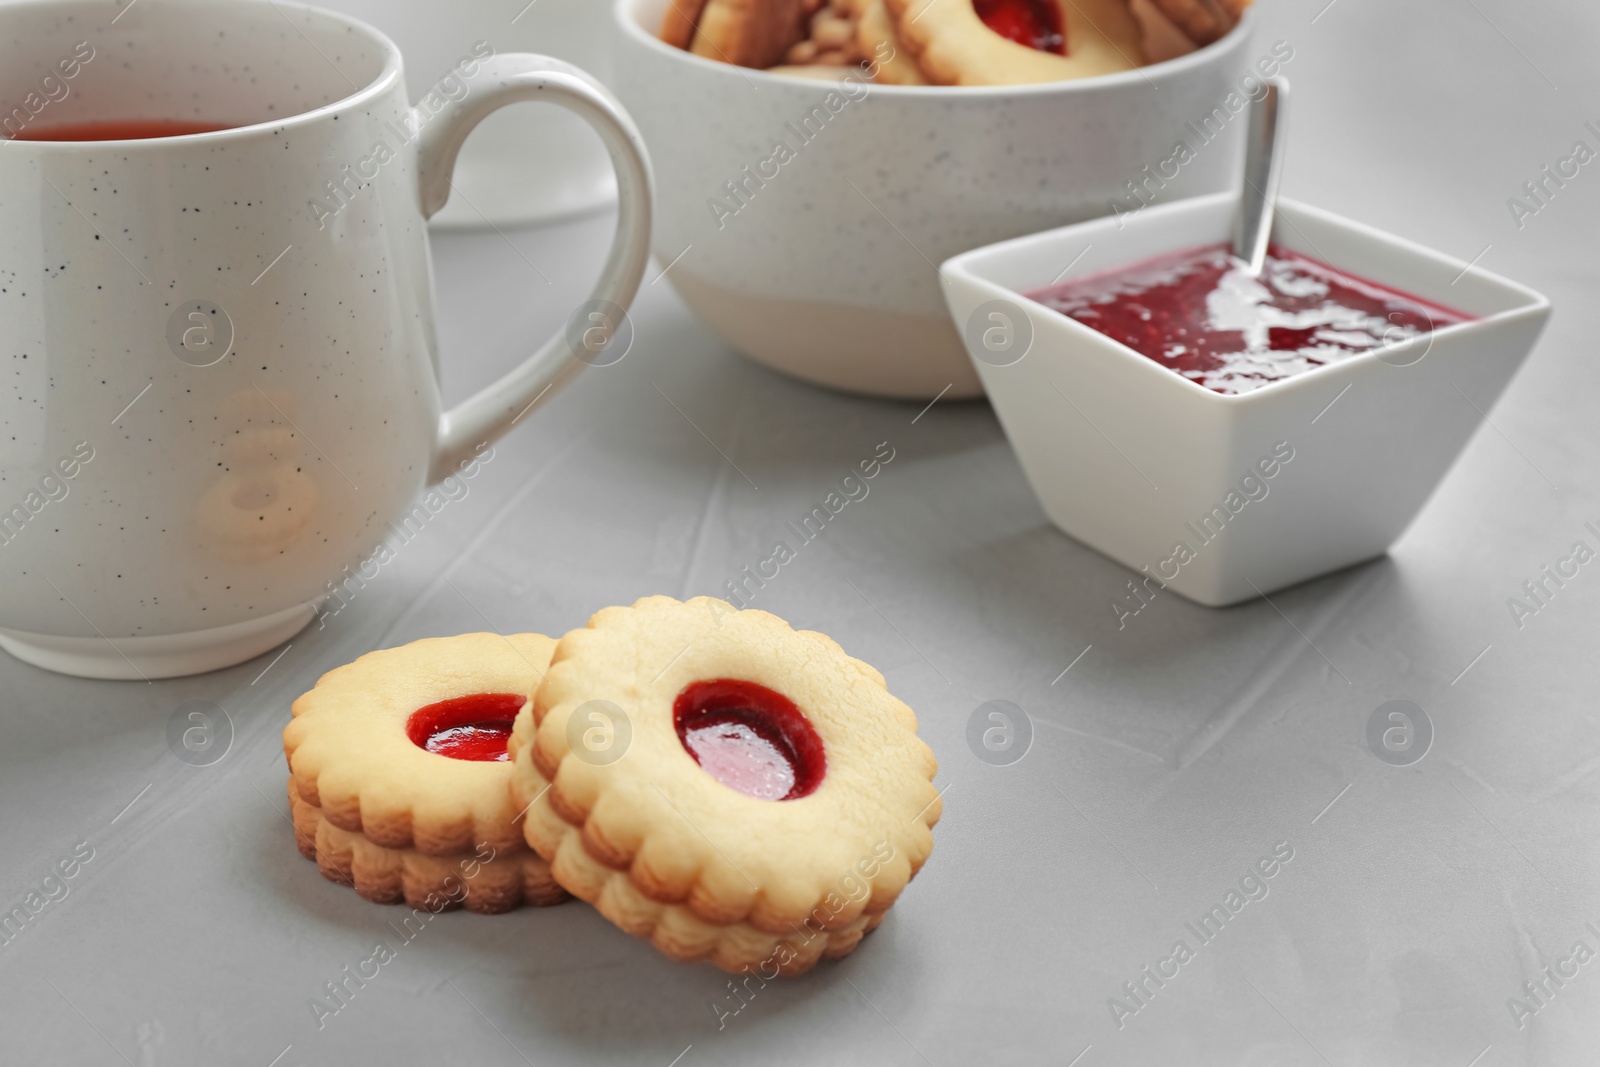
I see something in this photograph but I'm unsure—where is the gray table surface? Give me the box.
[5,1,1600,1064]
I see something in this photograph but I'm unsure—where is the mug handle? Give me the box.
[412,54,654,484]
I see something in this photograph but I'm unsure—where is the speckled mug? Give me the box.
[615,0,1258,399]
[0,0,653,679]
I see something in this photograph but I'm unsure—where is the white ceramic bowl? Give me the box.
[940,193,1551,606]
[614,0,1263,399]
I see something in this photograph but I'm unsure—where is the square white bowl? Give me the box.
[940,193,1551,606]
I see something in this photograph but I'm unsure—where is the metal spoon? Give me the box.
[1232,77,1289,277]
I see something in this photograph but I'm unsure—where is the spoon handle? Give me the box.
[1233,77,1290,277]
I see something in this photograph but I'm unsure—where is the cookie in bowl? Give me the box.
[283,633,568,913]
[679,0,813,66]
[660,0,1250,82]
[1144,0,1250,46]
[509,596,941,974]
[887,0,1142,85]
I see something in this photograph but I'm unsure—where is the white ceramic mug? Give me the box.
[321,0,620,227]
[0,0,653,679]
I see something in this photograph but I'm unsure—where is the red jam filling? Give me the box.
[975,0,1066,54]
[673,679,825,801]
[405,693,527,762]
[1027,243,1474,395]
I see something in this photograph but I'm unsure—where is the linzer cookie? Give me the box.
[1145,0,1250,46]
[684,0,813,67]
[287,778,564,912]
[283,633,568,913]
[660,0,1250,84]
[853,0,926,84]
[508,596,940,975]
[784,0,864,67]
[660,0,713,49]
[886,0,1142,85]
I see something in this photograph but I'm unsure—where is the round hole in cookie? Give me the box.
[405,693,527,762]
[974,0,1066,54]
[673,679,826,801]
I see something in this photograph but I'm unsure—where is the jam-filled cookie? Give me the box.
[283,633,569,913]
[288,778,564,912]
[688,0,814,68]
[1146,0,1249,47]
[661,0,713,49]
[885,0,1142,85]
[768,63,857,78]
[855,0,927,84]
[784,0,864,67]
[508,596,940,974]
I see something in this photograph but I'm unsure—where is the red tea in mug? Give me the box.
[7,118,235,141]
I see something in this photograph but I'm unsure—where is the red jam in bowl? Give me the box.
[405,693,527,762]
[975,0,1066,54]
[673,679,826,801]
[1026,243,1474,395]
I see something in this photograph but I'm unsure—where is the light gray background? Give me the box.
[3,0,1599,1064]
